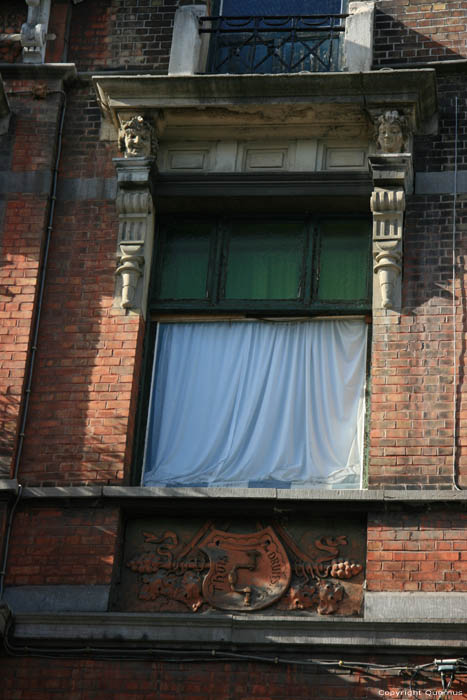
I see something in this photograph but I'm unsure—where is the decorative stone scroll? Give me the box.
[369,110,413,312]
[371,188,404,310]
[21,0,52,64]
[113,149,156,314]
[117,518,365,616]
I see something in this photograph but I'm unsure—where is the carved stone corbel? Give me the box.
[371,188,404,310]
[113,150,156,316]
[116,243,145,309]
[21,0,52,64]
[369,110,413,312]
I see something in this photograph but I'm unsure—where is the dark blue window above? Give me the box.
[203,1,348,74]
[216,1,344,15]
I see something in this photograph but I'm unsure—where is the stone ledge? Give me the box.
[0,63,77,82]
[10,612,467,651]
[18,485,467,505]
[22,485,103,499]
[0,479,19,496]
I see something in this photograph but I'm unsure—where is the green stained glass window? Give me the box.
[225,220,306,300]
[317,219,370,302]
[158,221,211,300]
[152,215,371,311]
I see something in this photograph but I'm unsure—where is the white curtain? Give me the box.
[143,320,367,488]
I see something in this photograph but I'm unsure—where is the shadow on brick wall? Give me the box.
[12,85,142,487]
[373,8,467,67]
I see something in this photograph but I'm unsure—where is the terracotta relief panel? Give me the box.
[115,517,365,616]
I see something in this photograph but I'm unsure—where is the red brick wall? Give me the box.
[46,1,72,64]
[0,3,26,64]
[373,0,467,66]
[368,76,467,489]
[0,85,62,478]
[7,82,145,486]
[2,656,465,700]
[4,506,119,586]
[68,0,177,73]
[367,511,467,592]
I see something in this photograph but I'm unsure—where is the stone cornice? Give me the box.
[92,69,438,139]
[10,612,467,651]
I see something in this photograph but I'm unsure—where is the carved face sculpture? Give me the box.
[376,111,406,154]
[119,116,152,158]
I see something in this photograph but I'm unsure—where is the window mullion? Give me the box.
[211,217,227,305]
[303,217,314,308]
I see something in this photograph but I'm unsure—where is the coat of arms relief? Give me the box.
[118,518,365,616]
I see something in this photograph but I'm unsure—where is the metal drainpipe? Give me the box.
[0,89,67,601]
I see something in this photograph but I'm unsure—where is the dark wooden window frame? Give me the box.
[150,214,372,316]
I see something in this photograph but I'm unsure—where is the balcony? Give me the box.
[168,2,375,76]
[199,14,347,75]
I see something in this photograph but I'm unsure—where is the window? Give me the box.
[203,0,348,74]
[152,216,370,313]
[140,215,370,490]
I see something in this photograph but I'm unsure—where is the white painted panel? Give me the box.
[245,149,288,170]
[215,141,238,172]
[295,140,318,171]
[326,148,366,169]
[168,150,208,170]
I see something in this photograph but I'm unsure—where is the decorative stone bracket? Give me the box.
[114,156,156,316]
[21,0,53,64]
[369,153,413,312]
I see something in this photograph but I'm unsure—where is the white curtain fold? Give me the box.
[143,320,367,488]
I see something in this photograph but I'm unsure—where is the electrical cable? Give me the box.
[2,616,466,678]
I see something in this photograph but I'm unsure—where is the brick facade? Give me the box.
[2,1,467,698]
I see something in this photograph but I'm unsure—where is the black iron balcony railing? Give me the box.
[199,14,347,75]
